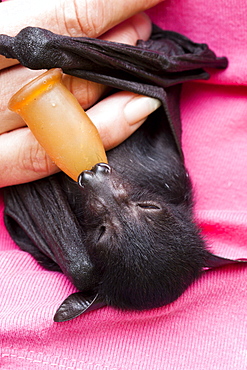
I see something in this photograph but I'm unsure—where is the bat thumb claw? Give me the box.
[204,253,247,270]
[54,292,106,322]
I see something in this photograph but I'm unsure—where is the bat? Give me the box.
[2,25,245,322]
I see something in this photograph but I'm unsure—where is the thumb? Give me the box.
[0,0,164,38]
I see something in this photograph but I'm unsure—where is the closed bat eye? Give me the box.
[97,225,106,242]
[136,202,161,210]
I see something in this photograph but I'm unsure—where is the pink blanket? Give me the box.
[1,0,247,368]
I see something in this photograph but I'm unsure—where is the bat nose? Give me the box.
[93,163,111,174]
[78,170,94,186]
[77,163,111,187]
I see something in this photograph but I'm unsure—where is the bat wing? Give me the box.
[0,24,228,156]
[4,174,97,291]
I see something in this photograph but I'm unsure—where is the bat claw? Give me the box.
[54,292,106,322]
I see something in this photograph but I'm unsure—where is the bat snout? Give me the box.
[93,163,111,174]
[78,163,111,187]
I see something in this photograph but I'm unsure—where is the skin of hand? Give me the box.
[0,0,164,187]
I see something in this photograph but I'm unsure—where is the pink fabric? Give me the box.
[1,0,247,368]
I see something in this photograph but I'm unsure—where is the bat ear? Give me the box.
[54,292,106,322]
[204,253,247,270]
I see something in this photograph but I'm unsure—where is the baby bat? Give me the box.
[2,25,244,322]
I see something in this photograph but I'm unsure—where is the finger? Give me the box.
[0,92,161,187]
[0,58,18,70]
[0,66,44,133]
[55,0,164,38]
[87,91,162,150]
[0,128,59,188]
[0,0,163,37]
[0,13,152,133]
[99,12,152,43]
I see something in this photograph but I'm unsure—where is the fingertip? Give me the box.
[124,96,161,126]
[0,128,59,188]
[87,91,161,151]
[130,12,152,41]
[100,12,152,45]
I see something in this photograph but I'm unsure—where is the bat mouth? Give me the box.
[77,163,112,187]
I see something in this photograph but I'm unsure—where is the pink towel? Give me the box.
[1,0,247,368]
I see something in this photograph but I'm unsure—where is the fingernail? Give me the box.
[124,96,162,126]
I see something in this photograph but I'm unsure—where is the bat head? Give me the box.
[54,163,247,322]
[76,163,208,310]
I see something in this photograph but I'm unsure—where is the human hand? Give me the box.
[0,0,163,187]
